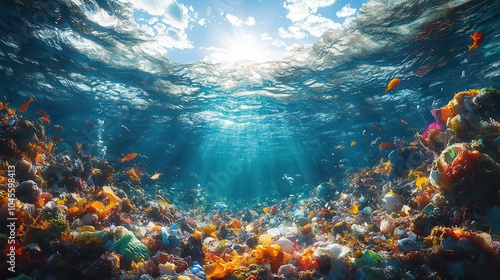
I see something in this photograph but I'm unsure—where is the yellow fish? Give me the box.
[150,173,162,180]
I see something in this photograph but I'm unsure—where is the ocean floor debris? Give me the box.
[1,88,500,279]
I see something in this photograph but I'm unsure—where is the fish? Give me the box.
[400,118,409,125]
[35,109,48,117]
[121,125,130,132]
[19,97,34,112]
[0,101,3,110]
[371,125,382,132]
[52,136,63,142]
[120,152,138,163]
[379,141,395,149]
[39,116,51,124]
[384,78,401,94]
[350,141,357,147]
[84,121,95,127]
[52,125,64,131]
[468,32,483,51]
[150,173,162,180]
[336,145,345,150]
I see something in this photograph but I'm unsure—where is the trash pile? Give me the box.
[1,88,499,279]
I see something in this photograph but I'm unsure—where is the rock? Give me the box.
[15,180,41,204]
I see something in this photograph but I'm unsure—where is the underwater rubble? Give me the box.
[1,88,500,279]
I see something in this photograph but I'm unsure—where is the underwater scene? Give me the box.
[1,0,500,279]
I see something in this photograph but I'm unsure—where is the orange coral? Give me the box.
[251,244,288,272]
[437,144,480,191]
[296,247,318,271]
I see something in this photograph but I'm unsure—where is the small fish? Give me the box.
[379,141,395,149]
[120,152,138,163]
[350,141,357,147]
[336,145,345,150]
[385,78,401,94]
[39,116,51,124]
[52,125,64,131]
[19,97,34,112]
[84,121,95,127]
[371,125,382,132]
[150,173,162,180]
[121,125,130,132]
[400,118,409,125]
[0,101,4,110]
[468,32,483,51]
[35,109,48,117]
[52,136,63,142]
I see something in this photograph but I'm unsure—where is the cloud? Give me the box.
[278,26,307,39]
[260,32,272,41]
[198,18,207,26]
[133,0,176,16]
[280,0,340,39]
[283,0,337,22]
[132,0,193,54]
[225,13,256,27]
[336,4,357,18]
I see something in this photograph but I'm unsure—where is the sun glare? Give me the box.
[214,31,275,68]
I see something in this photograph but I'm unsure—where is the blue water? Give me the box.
[1,0,499,198]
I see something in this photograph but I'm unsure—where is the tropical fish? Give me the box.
[384,78,401,94]
[150,173,162,180]
[400,118,409,125]
[371,125,382,132]
[350,141,357,147]
[39,116,51,124]
[336,145,345,150]
[120,152,138,163]
[379,141,395,149]
[35,109,48,117]
[468,32,483,51]
[19,97,34,112]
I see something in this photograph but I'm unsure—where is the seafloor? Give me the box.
[1,88,500,279]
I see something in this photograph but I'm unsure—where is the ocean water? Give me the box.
[1,0,499,199]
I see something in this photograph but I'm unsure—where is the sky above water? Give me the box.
[132,0,365,66]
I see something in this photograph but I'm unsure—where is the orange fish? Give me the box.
[52,136,63,142]
[336,145,345,150]
[371,125,382,132]
[35,109,48,117]
[120,152,138,163]
[379,141,395,149]
[39,116,51,124]
[384,78,401,94]
[19,97,34,112]
[468,32,483,51]
[350,141,357,147]
[150,173,162,180]
[0,101,3,110]
[400,118,409,125]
